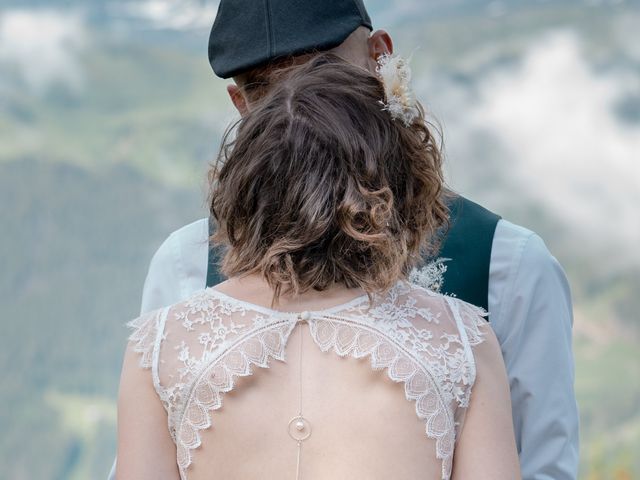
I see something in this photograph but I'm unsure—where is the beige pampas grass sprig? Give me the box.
[376,53,419,127]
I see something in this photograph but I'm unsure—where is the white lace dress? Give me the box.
[127,279,488,480]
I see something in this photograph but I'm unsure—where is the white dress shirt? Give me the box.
[110,217,579,480]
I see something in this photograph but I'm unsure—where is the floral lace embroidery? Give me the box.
[408,258,450,293]
[126,308,163,369]
[126,280,487,480]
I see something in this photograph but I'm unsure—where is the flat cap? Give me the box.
[208,0,373,79]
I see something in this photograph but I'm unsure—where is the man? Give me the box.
[110,1,579,479]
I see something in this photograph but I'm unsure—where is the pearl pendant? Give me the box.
[288,415,311,441]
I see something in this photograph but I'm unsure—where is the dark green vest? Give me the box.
[206,195,500,312]
[430,195,501,312]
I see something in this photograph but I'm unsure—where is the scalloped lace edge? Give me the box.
[174,318,458,480]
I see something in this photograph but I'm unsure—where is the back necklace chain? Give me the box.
[287,311,312,479]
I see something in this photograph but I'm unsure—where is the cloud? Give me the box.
[118,0,218,30]
[0,9,88,94]
[418,30,640,264]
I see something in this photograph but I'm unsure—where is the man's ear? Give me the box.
[367,30,393,67]
[227,84,249,116]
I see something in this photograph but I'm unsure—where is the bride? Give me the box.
[116,53,520,480]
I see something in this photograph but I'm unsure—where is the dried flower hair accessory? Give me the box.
[376,53,420,127]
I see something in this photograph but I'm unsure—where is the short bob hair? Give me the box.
[208,53,448,305]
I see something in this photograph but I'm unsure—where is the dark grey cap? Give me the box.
[208,0,373,79]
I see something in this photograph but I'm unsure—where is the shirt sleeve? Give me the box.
[139,232,185,315]
[489,222,579,480]
[139,217,210,315]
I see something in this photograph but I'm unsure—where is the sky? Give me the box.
[0,8,88,94]
[416,28,640,265]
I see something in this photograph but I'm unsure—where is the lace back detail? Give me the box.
[309,317,457,477]
[174,322,295,476]
[125,280,489,480]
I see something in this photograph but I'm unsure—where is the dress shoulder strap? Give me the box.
[125,307,169,372]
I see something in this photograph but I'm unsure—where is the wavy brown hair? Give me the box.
[208,53,448,305]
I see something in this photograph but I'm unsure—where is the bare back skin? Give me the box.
[189,327,440,479]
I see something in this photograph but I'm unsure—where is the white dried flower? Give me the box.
[376,53,420,127]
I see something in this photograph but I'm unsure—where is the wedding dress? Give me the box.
[127,278,488,480]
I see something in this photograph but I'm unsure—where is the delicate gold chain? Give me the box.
[297,319,303,479]
[287,312,312,480]
[299,317,303,417]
